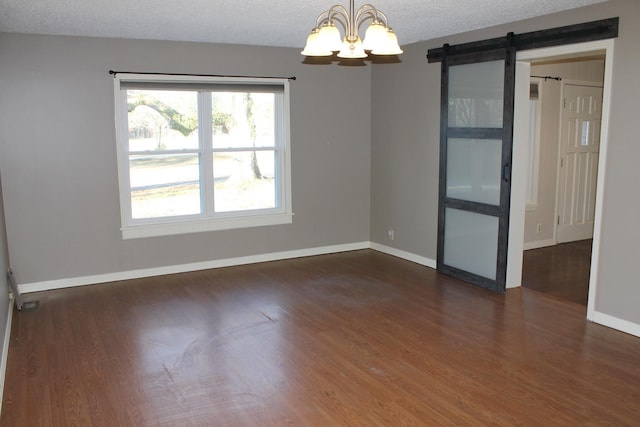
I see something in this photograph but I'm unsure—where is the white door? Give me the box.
[556,84,602,243]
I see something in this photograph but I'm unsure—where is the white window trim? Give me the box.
[525,77,542,211]
[113,74,292,239]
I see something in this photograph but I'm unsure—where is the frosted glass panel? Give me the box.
[446,138,501,205]
[444,208,498,280]
[448,60,504,128]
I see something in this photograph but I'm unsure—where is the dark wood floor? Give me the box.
[2,250,639,426]
[522,239,592,305]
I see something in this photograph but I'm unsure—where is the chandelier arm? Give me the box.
[327,5,350,21]
[355,10,378,34]
[373,10,389,27]
[355,5,379,23]
[356,5,389,26]
[314,7,343,28]
[355,6,390,36]
[327,5,351,34]
[330,15,349,35]
[314,11,331,28]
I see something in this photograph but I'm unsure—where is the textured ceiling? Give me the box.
[0,0,607,49]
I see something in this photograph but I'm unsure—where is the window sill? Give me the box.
[122,212,293,239]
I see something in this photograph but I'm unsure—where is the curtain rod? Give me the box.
[109,70,296,81]
[531,75,562,81]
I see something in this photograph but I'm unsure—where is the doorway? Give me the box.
[521,53,605,305]
[428,19,618,303]
[510,39,615,319]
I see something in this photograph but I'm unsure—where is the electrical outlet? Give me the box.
[388,229,394,241]
[536,224,542,233]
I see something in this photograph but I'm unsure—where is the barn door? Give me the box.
[428,18,618,294]
[437,48,516,293]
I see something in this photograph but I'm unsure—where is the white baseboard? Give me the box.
[590,310,640,338]
[523,238,556,251]
[18,242,371,294]
[18,241,438,294]
[369,242,437,269]
[0,295,13,417]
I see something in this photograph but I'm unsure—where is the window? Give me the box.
[526,78,542,210]
[113,74,292,239]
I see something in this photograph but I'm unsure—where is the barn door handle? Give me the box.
[502,163,511,182]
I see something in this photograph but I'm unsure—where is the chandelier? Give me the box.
[301,0,403,59]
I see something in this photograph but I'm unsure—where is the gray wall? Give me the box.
[370,0,640,325]
[370,41,441,258]
[0,35,372,284]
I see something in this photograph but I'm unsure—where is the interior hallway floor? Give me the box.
[522,239,592,305]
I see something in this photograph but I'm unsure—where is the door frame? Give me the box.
[509,39,615,320]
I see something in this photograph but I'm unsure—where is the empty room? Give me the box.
[0,0,639,425]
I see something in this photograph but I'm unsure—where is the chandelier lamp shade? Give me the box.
[301,0,403,59]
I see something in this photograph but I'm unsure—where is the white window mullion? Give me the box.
[128,149,200,156]
[210,146,275,153]
[199,92,215,216]
[526,78,542,210]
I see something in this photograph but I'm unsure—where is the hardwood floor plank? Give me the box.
[2,250,639,425]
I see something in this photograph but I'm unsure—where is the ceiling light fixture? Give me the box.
[301,0,403,59]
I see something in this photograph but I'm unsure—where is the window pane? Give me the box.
[444,208,499,280]
[127,90,199,151]
[448,60,504,128]
[214,151,276,212]
[581,120,590,146]
[130,154,201,218]
[212,92,275,149]
[446,138,502,205]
